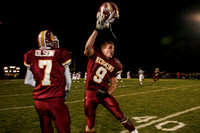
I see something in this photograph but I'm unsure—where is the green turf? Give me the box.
[0,78,200,133]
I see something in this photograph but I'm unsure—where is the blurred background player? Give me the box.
[153,68,160,85]
[24,30,71,133]
[127,71,131,79]
[177,72,180,79]
[138,67,145,85]
[84,71,87,83]
[83,2,138,133]
[117,70,123,83]
[72,72,76,82]
[76,72,81,83]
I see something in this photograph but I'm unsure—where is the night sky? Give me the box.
[1,0,200,77]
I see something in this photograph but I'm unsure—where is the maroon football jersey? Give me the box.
[24,48,71,99]
[85,50,122,91]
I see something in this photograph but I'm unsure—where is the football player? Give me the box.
[84,3,138,132]
[152,68,160,85]
[84,30,138,133]
[138,67,145,85]
[72,72,77,82]
[24,30,71,133]
[177,72,180,79]
[84,71,87,83]
[127,71,131,79]
[76,72,81,83]
[117,70,123,83]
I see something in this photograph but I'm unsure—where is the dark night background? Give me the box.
[1,0,200,77]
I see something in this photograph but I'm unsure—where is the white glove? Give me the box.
[64,66,71,99]
[24,69,36,87]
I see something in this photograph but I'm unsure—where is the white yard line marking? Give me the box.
[66,99,84,104]
[115,84,200,98]
[0,106,35,111]
[136,105,200,129]
[0,93,32,97]
[0,90,84,98]
[0,84,199,111]
[120,105,200,133]
[0,100,85,111]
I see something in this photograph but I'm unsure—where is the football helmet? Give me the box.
[96,2,119,30]
[37,30,59,49]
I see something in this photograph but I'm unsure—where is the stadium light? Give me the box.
[3,66,20,78]
[190,13,200,22]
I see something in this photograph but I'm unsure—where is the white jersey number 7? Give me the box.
[39,60,52,86]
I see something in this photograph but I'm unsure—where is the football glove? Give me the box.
[96,89,110,100]
[65,90,69,99]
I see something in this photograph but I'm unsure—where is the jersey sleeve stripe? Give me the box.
[24,61,30,68]
[62,59,72,67]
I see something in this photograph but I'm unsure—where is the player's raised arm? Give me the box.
[84,30,98,57]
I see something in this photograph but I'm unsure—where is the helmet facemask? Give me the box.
[96,2,119,38]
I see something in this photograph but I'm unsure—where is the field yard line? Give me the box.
[0,89,84,98]
[136,105,200,129]
[0,93,32,97]
[66,99,84,103]
[0,90,84,98]
[115,84,200,98]
[0,106,34,111]
[120,105,200,133]
[0,100,84,111]
[0,84,199,111]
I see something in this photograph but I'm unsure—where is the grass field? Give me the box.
[0,78,200,133]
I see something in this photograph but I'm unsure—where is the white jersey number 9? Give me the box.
[93,66,107,84]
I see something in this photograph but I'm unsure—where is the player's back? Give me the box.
[24,48,71,99]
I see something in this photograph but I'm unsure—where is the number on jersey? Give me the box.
[93,66,107,83]
[39,60,52,86]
